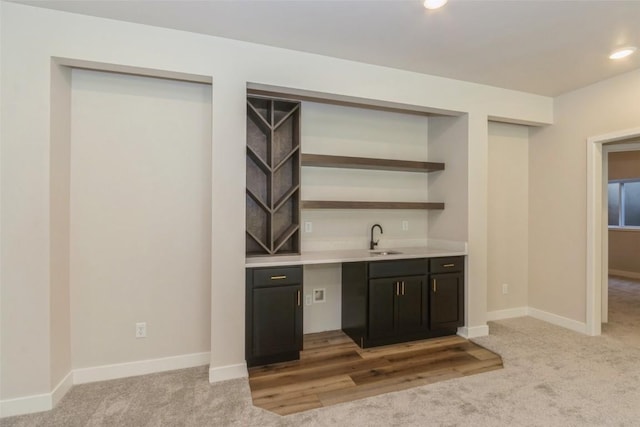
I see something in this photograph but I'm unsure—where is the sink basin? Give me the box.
[370,250,403,256]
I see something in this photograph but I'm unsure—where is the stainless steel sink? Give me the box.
[370,250,403,256]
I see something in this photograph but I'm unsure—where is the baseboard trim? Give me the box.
[528,308,588,334]
[0,370,73,418]
[457,324,489,339]
[0,391,52,418]
[73,352,210,385]
[208,363,248,383]
[609,269,640,280]
[51,371,73,407]
[487,307,529,321]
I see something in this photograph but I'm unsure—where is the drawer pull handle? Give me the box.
[270,275,287,280]
[433,279,437,293]
[442,264,455,268]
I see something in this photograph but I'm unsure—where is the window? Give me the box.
[608,179,640,227]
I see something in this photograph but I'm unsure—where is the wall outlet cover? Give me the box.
[135,322,147,338]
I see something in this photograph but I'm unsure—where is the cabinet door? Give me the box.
[430,272,463,330]
[369,275,426,340]
[251,284,302,358]
[396,276,426,334]
[368,278,397,340]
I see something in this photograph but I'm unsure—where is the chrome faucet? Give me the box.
[370,224,383,250]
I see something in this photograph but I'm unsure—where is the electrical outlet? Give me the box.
[304,221,313,233]
[402,220,409,231]
[305,295,312,306]
[136,322,147,338]
[502,284,509,295]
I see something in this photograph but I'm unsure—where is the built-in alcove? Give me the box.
[245,85,470,335]
[49,60,214,391]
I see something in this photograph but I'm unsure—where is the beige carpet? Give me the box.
[4,277,640,426]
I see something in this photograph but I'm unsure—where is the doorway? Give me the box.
[586,128,640,335]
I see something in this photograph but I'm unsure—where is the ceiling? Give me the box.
[11,0,640,96]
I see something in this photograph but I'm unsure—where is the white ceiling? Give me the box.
[11,0,640,96]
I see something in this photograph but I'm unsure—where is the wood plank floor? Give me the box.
[248,331,503,415]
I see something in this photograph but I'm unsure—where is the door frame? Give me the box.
[586,127,640,336]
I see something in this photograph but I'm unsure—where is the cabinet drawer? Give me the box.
[368,258,427,278]
[252,266,303,287]
[429,257,464,273]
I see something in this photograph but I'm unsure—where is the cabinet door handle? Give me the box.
[402,281,405,296]
[442,264,455,268]
[395,281,399,296]
[271,275,287,280]
[433,279,437,293]
[297,290,301,306]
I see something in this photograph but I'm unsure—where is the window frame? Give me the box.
[608,178,640,231]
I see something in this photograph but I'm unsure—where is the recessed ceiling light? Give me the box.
[609,46,637,60]
[424,0,448,10]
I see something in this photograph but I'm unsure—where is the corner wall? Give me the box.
[529,68,640,324]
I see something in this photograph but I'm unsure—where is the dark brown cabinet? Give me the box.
[245,266,303,367]
[429,257,465,330]
[343,258,429,348]
[342,256,465,348]
[368,275,426,340]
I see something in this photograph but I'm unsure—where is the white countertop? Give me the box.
[245,246,466,268]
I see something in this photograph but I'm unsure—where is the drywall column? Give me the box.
[209,75,249,381]
[487,122,529,315]
[49,62,73,400]
[0,29,53,403]
[465,114,489,336]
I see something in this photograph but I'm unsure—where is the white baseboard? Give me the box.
[0,391,52,418]
[208,363,248,383]
[487,307,529,321]
[609,269,640,280]
[1,353,210,418]
[487,306,588,335]
[0,371,73,418]
[51,371,73,407]
[457,324,489,339]
[73,352,210,385]
[528,308,588,334]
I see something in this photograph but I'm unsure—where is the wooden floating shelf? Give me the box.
[301,201,445,210]
[301,154,444,173]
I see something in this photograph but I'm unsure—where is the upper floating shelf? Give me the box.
[301,154,444,173]
[301,201,445,210]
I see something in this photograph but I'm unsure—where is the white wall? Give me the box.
[529,68,640,323]
[487,122,529,314]
[0,1,552,408]
[69,69,212,368]
[427,115,469,243]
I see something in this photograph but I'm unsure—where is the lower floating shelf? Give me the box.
[301,201,445,210]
